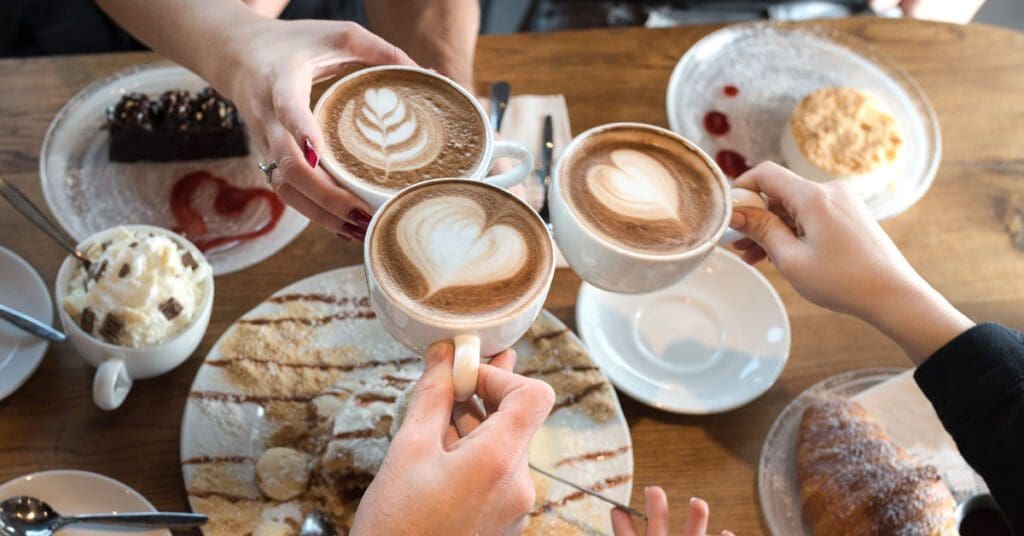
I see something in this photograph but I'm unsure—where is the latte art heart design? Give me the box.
[586,149,681,221]
[339,87,445,179]
[397,197,527,297]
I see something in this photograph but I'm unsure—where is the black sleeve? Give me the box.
[914,323,1024,535]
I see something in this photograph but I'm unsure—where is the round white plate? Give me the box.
[666,22,941,220]
[0,246,52,401]
[0,469,170,536]
[180,265,633,535]
[40,62,308,276]
[577,247,790,414]
[757,368,986,535]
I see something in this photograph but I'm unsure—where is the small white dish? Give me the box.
[0,469,170,536]
[0,246,52,401]
[576,247,790,414]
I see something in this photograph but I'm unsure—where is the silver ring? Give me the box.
[258,161,278,183]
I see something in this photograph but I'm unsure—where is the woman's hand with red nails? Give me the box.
[611,487,733,536]
[217,18,416,240]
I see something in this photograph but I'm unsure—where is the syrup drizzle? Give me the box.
[170,170,285,252]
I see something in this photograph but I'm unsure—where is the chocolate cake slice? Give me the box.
[107,87,249,162]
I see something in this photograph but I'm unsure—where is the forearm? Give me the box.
[365,0,479,90]
[94,0,264,91]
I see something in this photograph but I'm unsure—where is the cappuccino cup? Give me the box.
[549,122,764,294]
[364,178,555,401]
[315,66,534,210]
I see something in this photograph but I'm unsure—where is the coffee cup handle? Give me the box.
[719,187,768,244]
[93,357,133,411]
[484,140,535,190]
[452,334,481,402]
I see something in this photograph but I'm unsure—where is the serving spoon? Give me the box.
[0,496,207,535]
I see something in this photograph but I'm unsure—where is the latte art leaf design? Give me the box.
[397,197,528,297]
[586,149,681,221]
[339,87,446,180]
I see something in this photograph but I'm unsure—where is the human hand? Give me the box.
[870,0,986,24]
[218,19,416,240]
[729,162,973,362]
[352,343,555,535]
[611,487,734,536]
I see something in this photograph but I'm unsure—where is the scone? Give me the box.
[781,87,903,199]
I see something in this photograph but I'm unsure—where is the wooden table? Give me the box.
[1,17,1023,535]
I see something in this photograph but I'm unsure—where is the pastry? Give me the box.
[107,87,248,162]
[797,396,956,535]
[255,447,312,501]
[781,87,903,199]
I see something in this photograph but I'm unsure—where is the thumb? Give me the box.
[399,342,456,444]
[329,22,417,68]
[730,206,800,259]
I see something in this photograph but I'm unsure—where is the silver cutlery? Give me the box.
[529,463,647,520]
[299,510,336,536]
[536,115,554,222]
[489,80,510,132]
[0,174,95,277]
[0,305,66,343]
[0,496,207,535]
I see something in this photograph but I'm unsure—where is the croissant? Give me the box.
[797,396,957,536]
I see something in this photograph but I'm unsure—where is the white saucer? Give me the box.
[0,470,170,536]
[0,246,52,401]
[576,248,790,414]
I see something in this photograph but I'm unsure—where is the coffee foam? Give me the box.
[560,126,725,254]
[319,70,487,192]
[370,180,552,320]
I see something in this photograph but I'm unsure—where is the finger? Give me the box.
[452,397,486,437]
[273,180,354,238]
[682,497,710,536]
[270,64,326,171]
[722,531,736,536]
[644,487,670,536]
[266,121,370,227]
[741,246,768,265]
[730,205,801,260]
[399,342,456,444]
[610,507,638,536]
[324,22,417,69]
[733,161,822,214]
[732,237,757,251]
[444,421,460,448]
[484,349,517,414]
[465,366,555,453]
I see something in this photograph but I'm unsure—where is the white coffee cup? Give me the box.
[549,122,765,294]
[54,225,213,410]
[314,66,535,211]
[364,178,556,401]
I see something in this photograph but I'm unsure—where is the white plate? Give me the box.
[0,246,52,401]
[39,62,308,276]
[0,469,170,536]
[666,22,941,220]
[757,368,987,535]
[577,247,790,414]
[180,265,633,535]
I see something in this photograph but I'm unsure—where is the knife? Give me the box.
[537,115,554,222]
[0,304,67,343]
[529,463,647,520]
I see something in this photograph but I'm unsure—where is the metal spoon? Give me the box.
[536,114,554,223]
[0,496,207,535]
[0,174,94,275]
[0,304,66,343]
[489,80,510,132]
[299,510,336,536]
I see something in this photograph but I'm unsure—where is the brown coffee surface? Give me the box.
[369,180,553,320]
[318,69,487,192]
[560,126,725,254]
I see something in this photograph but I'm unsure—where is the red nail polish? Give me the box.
[303,138,318,168]
[349,209,372,227]
[343,222,366,241]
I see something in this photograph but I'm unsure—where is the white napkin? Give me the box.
[852,370,986,497]
[480,95,574,268]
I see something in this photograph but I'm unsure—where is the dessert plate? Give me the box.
[666,22,941,220]
[758,368,987,535]
[0,469,170,536]
[576,247,790,414]
[180,265,633,535]
[0,246,52,401]
[40,62,308,276]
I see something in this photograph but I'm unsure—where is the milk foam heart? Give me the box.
[396,196,528,297]
[586,149,681,221]
[339,86,445,176]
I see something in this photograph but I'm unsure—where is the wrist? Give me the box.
[203,13,273,94]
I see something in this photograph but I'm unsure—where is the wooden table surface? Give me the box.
[2,17,1023,535]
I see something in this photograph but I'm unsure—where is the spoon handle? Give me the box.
[67,512,208,529]
[0,174,82,258]
[489,80,510,132]
[0,304,67,343]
